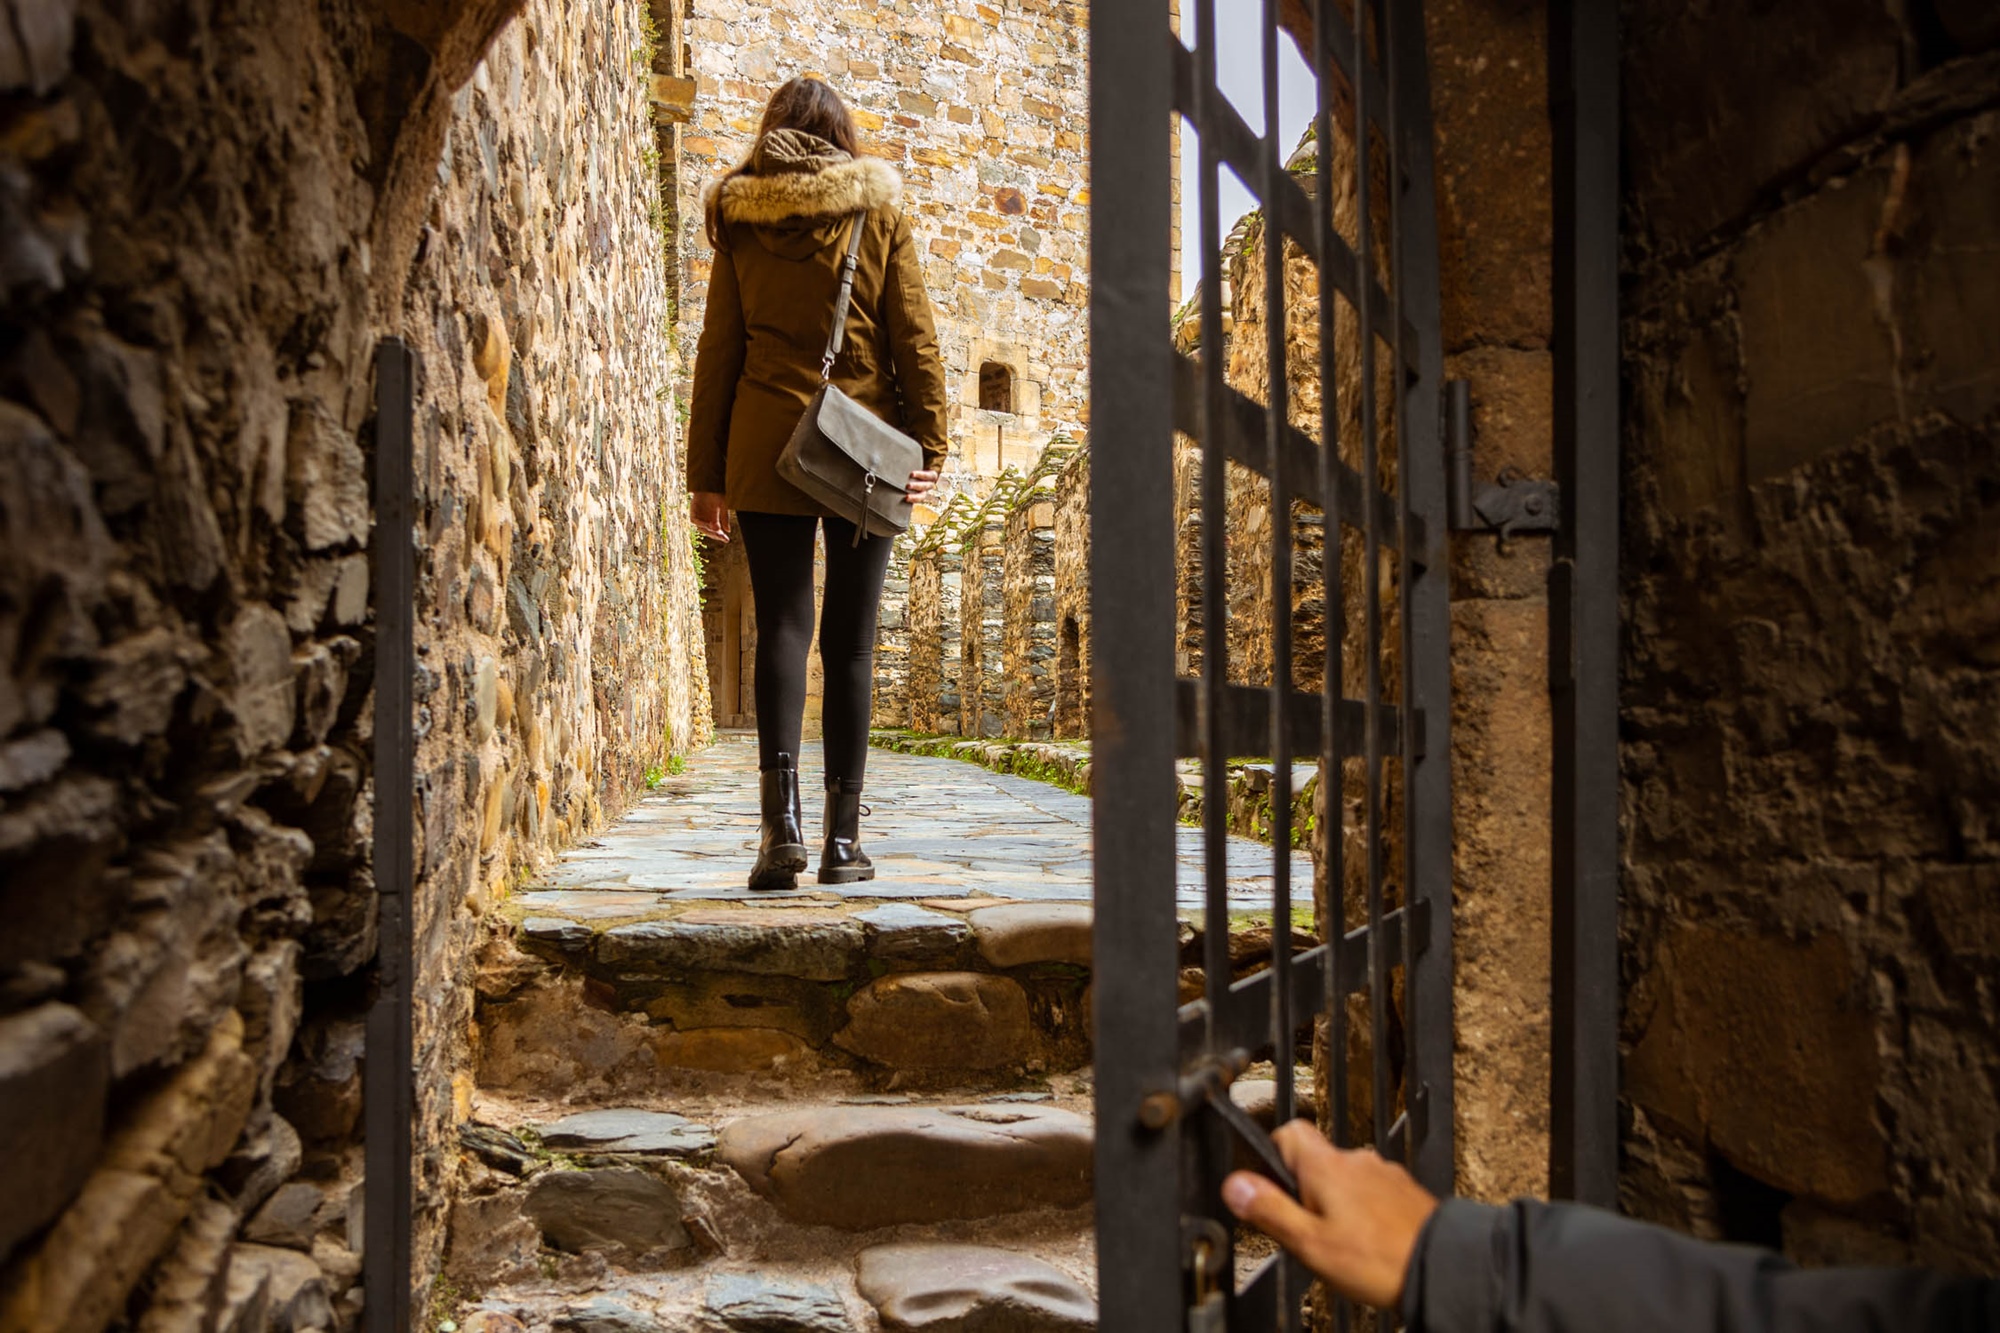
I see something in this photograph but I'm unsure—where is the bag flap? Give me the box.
[815,387,923,482]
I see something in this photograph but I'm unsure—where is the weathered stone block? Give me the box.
[1734,164,1899,482]
[717,1104,1093,1229]
[833,972,1033,1070]
[1625,923,1886,1205]
[524,1167,690,1258]
[705,1274,850,1332]
[134,1197,238,1333]
[1622,0,1901,256]
[598,913,865,980]
[856,1242,1095,1331]
[639,970,844,1044]
[0,1003,106,1263]
[1905,114,2000,428]
[966,903,1091,967]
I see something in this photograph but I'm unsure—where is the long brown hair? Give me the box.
[706,77,861,249]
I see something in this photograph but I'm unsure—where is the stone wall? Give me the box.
[1619,8,2000,1265]
[1050,443,1091,739]
[673,0,1092,495]
[958,475,1018,738]
[872,524,922,728]
[0,0,708,1326]
[398,0,711,1287]
[1000,440,1072,739]
[906,494,974,735]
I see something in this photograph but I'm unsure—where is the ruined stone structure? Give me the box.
[1618,4,2000,1265]
[871,523,923,728]
[0,1,708,1327]
[904,492,976,734]
[1050,441,1091,739]
[957,471,1019,738]
[1001,437,1073,738]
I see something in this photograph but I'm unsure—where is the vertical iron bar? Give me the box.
[1262,0,1295,1136]
[1261,4,1298,1325]
[1387,0,1456,1198]
[1352,0,1390,1158]
[1311,2,1353,1326]
[364,338,415,1333]
[1089,1,1182,1325]
[1195,0,1231,1038]
[1549,0,1621,1210]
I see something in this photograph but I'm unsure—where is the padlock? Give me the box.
[1188,1289,1226,1333]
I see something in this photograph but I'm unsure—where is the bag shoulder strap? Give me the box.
[820,210,869,382]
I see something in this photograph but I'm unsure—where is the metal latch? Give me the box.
[1446,379,1560,549]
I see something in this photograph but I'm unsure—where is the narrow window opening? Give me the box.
[979,361,1015,413]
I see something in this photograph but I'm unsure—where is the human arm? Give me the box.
[686,240,746,505]
[880,210,950,480]
[1224,1121,2000,1333]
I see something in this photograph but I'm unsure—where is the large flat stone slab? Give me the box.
[856,903,974,965]
[717,1105,1092,1230]
[833,973,1032,1071]
[537,1108,717,1156]
[523,1167,690,1258]
[856,1243,1096,1332]
[705,1274,852,1331]
[967,904,1093,968]
[598,915,864,980]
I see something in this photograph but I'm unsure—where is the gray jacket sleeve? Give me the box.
[1402,1198,2000,1333]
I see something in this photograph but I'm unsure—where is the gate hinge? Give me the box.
[1446,380,1561,546]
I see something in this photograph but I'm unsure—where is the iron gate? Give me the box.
[1089,0,1452,1327]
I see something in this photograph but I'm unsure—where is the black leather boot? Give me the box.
[749,754,808,890]
[816,777,875,884]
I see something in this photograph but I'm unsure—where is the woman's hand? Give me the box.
[1222,1120,1438,1310]
[691,492,731,543]
[904,469,939,505]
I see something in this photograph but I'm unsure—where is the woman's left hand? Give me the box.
[904,469,939,504]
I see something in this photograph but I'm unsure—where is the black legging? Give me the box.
[736,511,894,785]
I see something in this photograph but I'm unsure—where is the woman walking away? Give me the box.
[686,77,948,890]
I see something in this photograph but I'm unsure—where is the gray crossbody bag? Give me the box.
[775,210,925,547]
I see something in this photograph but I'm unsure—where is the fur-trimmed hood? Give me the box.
[706,128,903,231]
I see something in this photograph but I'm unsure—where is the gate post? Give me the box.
[364,337,416,1332]
[1088,0,1182,1326]
[1548,0,1622,1209]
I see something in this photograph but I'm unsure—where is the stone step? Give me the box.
[446,1090,1103,1332]
[457,1241,1099,1332]
[480,899,1096,1090]
[483,894,1309,1090]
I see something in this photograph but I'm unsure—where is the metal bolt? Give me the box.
[1138,1091,1180,1130]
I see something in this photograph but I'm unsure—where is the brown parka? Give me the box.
[687,130,950,517]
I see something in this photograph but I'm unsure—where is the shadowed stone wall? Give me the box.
[1619,5,2000,1266]
[1050,443,1091,739]
[958,475,1018,738]
[873,524,922,728]
[0,0,708,1326]
[1001,439,1072,739]
[907,492,975,735]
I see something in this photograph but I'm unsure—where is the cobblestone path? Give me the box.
[518,729,1275,908]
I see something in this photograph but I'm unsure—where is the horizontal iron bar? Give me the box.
[1172,678,1417,762]
[1171,355,1425,556]
[1178,901,1430,1058]
[1233,1249,1311,1322]
[1170,43,1418,364]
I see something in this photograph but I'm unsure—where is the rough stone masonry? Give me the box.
[0,0,708,1327]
